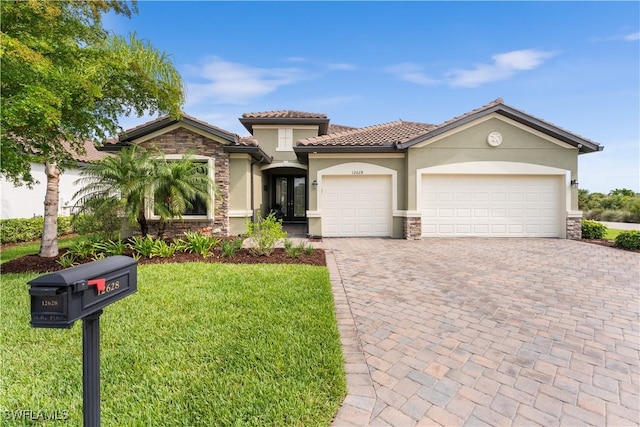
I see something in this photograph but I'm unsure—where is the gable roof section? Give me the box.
[101,114,271,163]
[239,110,330,135]
[397,98,603,154]
[115,113,237,145]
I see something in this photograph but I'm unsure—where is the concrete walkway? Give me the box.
[324,238,639,426]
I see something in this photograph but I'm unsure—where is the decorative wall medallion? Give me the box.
[487,131,503,147]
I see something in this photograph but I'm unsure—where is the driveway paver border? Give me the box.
[327,248,377,426]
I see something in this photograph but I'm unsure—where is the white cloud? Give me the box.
[447,49,558,87]
[326,62,357,71]
[184,57,308,105]
[624,32,640,41]
[384,63,440,85]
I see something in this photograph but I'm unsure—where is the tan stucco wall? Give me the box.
[252,126,319,162]
[228,154,265,236]
[229,155,251,211]
[406,117,579,210]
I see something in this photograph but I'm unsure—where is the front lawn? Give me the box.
[0,263,346,426]
[604,228,625,241]
[0,235,85,264]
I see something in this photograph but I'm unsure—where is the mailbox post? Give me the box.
[28,256,137,426]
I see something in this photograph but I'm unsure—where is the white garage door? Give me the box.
[421,175,562,237]
[322,175,392,237]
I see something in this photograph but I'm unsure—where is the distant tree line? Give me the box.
[580,188,640,223]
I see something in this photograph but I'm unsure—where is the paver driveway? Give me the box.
[324,238,639,426]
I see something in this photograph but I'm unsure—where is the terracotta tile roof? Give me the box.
[241,110,327,119]
[238,136,259,147]
[117,112,237,141]
[328,124,358,134]
[61,140,111,162]
[297,120,435,147]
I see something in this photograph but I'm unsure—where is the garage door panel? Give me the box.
[322,175,391,237]
[422,175,561,237]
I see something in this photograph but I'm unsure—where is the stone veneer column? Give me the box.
[566,212,582,240]
[403,217,422,240]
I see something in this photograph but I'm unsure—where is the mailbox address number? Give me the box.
[97,280,120,296]
[352,170,364,175]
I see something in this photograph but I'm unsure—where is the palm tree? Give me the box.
[152,155,214,237]
[74,145,155,236]
[75,149,215,238]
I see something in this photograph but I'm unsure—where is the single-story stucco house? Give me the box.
[0,141,111,219]
[102,98,603,239]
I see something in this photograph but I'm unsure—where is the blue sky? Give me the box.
[106,1,639,194]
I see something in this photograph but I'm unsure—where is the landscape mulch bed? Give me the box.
[579,239,640,253]
[1,248,326,275]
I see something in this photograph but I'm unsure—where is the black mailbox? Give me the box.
[28,256,137,328]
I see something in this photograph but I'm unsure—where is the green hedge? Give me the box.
[581,219,607,240]
[0,216,74,244]
[614,230,640,250]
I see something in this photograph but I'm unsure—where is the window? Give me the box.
[147,155,215,220]
[276,128,293,151]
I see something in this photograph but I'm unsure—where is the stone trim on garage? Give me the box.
[566,211,583,240]
[403,216,422,240]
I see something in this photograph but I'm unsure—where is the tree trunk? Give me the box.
[137,213,149,237]
[40,162,60,257]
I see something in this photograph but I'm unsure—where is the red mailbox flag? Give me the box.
[87,279,106,292]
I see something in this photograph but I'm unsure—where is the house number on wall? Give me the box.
[352,170,364,175]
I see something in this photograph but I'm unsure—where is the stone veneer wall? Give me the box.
[403,217,422,240]
[139,128,230,237]
[566,215,582,240]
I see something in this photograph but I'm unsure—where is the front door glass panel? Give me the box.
[273,175,306,222]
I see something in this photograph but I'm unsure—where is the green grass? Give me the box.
[0,263,346,426]
[604,228,625,241]
[0,235,85,263]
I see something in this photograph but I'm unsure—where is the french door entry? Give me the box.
[273,176,306,222]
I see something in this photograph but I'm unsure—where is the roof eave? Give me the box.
[496,108,603,153]
[223,145,272,164]
[120,117,237,144]
[294,144,398,161]
[397,105,603,153]
[239,117,330,135]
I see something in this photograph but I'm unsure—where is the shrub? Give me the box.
[284,240,313,258]
[127,235,156,258]
[71,212,120,239]
[302,242,314,256]
[284,239,301,258]
[220,238,243,258]
[614,230,640,250]
[581,219,607,239]
[599,210,627,222]
[245,213,287,256]
[67,235,103,259]
[0,216,74,244]
[94,239,127,256]
[151,239,177,258]
[56,253,78,268]
[176,231,219,258]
